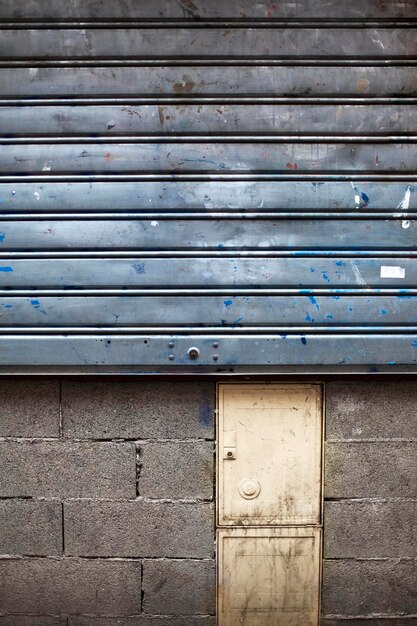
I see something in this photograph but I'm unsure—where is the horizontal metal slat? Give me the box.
[0,334,415,365]
[0,257,414,288]
[0,219,415,251]
[0,295,416,326]
[1,1,416,19]
[3,59,417,68]
[0,28,416,58]
[2,142,416,174]
[0,181,413,211]
[1,66,417,97]
[0,104,414,135]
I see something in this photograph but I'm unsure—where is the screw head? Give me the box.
[168,341,175,348]
[212,342,219,348]
[213,354,219,361]
[168,354,175,361]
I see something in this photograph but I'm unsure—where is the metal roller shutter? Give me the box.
[0,1,416,374]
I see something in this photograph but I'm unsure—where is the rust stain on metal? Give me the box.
[356,78,370,93]
[173,74,196,94]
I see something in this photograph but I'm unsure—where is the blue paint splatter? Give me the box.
[380,309,388,316]
[0,266,13,272]
[3,304,12,309]
[335,261,345,267]
[387,360,396,365]
[132,263,145,274]
[308,295,320,311]
[326,314,333,319]
[360,191,370,207]
[232,316,244,325]
[305,313,312,321]
[30,299,47,315]
[224,299,233,308]
[300,336,307,345]
[411,340,417,347]
[0,233,5,242]
[322,272,330,283]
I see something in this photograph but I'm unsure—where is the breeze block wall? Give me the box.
[0,380,216,625]
[322,381,417,625]
[1,379,417,624]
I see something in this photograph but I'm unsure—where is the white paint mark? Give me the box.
[380,265,405,279]
[34,192,40,200]
[350,182,360,209]
[29,68,39,77]
[402,220,410,229]
[393,185,413,217]
[371,37,385,50]
[352,427,363,436]
[42,163,51,172]
[150,220,159,227]
[350,261,367,285]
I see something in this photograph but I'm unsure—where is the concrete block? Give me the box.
[320,617,417,626]
[0,558,141,614]
[139,441,214,500]
[0,380,60,437]
[326,381,417,440]
[324,442,417,498]
[143,559,216,615]
[324,500,417,558]
[0,441,136,498]
[0,499,62,555]
[69,618,216,626]
[62,381,214,439]
[65,500,214,558]
[322,559,417,616]
[0,619,66,626]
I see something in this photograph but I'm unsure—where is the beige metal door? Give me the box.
[216,383,323,626]
[217,527,322,626]
[217,383,322,526]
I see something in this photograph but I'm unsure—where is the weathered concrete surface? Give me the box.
[326,380,417,440]
[139,441,214,499]
[322,559,417,616]
[68,618,216,625]
[65,500,214,558]
[0,380,60,437]
[143,560,216,615]
[324,442,417,498]
[0,619,66,626]
[0,558,142,614]
[320,617,417,626]
[324,500,417,558]
[62,381,215,439]
[0,499,62,555]
[0,441,136,498]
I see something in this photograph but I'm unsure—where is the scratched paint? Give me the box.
[0,9,415,373]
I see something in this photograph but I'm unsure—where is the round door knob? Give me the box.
[239,478,261,499]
